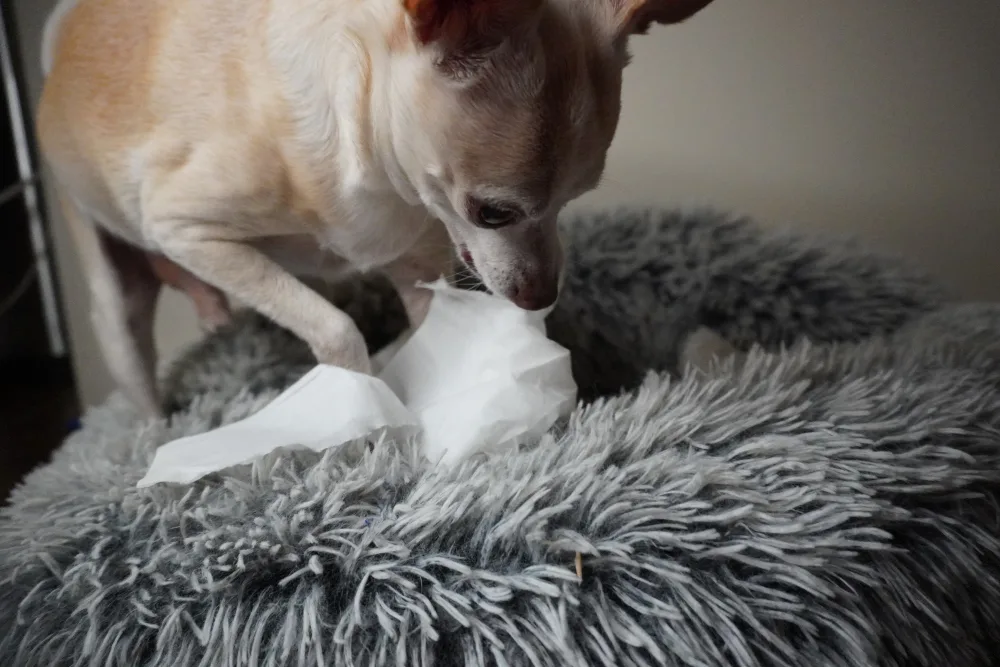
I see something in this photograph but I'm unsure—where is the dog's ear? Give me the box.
[611,0,715,36]
[402,0,541,52]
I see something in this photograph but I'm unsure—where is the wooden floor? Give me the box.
[0,358,79,503]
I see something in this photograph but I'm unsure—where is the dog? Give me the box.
[37,0,716,417]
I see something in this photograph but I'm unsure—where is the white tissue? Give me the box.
[137,279,577,487]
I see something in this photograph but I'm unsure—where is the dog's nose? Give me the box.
[509,276,559,311]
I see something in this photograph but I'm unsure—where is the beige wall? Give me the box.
[13,1,1000,408]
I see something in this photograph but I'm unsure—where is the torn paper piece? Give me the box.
[137,366,417,486]
[138,279,577,486]
[377,281,577,466]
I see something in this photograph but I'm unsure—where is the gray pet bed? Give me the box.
[4,208,1000,667]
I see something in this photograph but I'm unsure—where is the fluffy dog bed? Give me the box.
[4,208,1000,667]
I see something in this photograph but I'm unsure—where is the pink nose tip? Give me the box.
[509,279,559,311]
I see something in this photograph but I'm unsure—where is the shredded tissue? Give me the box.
[137,279,578,487]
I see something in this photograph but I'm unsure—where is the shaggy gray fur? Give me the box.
[3,208,999,667]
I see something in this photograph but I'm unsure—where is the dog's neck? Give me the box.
[264,0,428,214]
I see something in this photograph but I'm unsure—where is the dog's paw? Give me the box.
[312,330,372,375]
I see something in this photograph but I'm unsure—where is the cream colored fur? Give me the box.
[37,0,715,417]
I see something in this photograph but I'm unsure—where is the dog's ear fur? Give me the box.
[611,0,715,36]
[402,0,542,53]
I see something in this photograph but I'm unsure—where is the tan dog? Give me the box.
[37,0,716,417]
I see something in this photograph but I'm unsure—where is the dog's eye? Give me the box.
[474,202,521,228]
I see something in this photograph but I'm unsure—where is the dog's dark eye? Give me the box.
[474,202,521,228]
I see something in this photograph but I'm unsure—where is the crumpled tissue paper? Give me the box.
[137,279,577,487]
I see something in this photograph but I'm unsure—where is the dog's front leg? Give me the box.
[371,223,455,368]
[381,222,455,331]
[151,221,371,373]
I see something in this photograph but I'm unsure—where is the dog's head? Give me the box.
[388,0,715,310]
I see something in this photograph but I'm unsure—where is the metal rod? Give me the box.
[0,175,35,208]
[0,178,26,208]
[0,3,66,357]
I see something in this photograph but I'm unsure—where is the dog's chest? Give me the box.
[321,186,434,271]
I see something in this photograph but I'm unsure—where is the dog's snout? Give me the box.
[508,274,559,311]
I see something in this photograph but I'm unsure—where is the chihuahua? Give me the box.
[37,0,716,417]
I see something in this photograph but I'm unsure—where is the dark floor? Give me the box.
[0,358,79,503]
